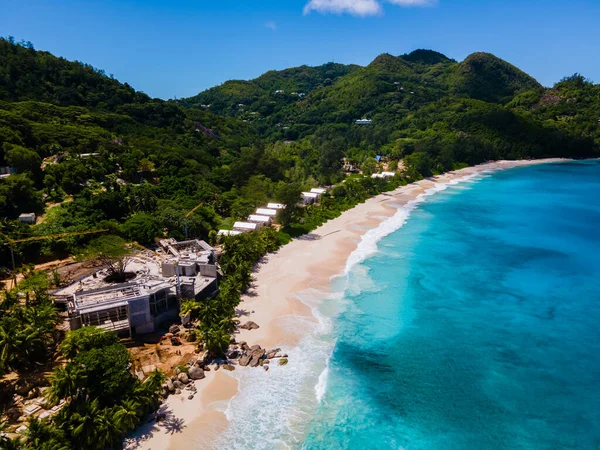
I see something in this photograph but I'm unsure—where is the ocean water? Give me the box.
[217,161,600,450]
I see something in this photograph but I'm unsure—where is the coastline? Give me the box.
[127,158,568,449]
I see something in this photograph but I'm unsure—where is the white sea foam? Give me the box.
[315,347,334,404]
[344,172,485,274]
[213,170,492,449]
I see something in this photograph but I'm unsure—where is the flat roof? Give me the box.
[233,222,258,230]
[310,188,327,194]
[302,192,319,198]
[248,215,271,223]
[267,203,285,209]
[218,230,242,236]
[256,208,277,216]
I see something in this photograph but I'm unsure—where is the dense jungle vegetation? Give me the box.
[1,38,599,268]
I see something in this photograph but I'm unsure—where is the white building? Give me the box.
[371,172,395,179]
[256,208,277,217]
[247,215,272,225]
[310,188,327,195]
[217,230,243,237]
[18,213,36,223]
[233,222,259,233]
[267,203,285,210]
[355,119,372,125]
[302,192,319,205]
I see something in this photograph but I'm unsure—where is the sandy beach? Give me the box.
[127,159,567,449]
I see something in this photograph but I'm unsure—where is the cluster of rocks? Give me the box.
[232,342,288,371]
[161,324,197,347]
[161,362,205,399]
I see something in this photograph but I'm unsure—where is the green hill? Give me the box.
[449,52,543,103]
[1,38,598,264]
[178,62,359,117]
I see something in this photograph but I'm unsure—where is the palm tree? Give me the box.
[22,417,69,450]
[113,399,141,435]
[200,326,231,358]
[67,399,120,450]
[0,421,21,450]
[47,364,86,403]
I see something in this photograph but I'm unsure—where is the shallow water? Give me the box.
[303,161,600,450]
[216,161,600,450]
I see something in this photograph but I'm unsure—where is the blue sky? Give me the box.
[1,0,599,99]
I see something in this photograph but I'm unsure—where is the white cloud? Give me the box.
[303,0,435,16]
[303,0,382,17]
[265,21,277,30]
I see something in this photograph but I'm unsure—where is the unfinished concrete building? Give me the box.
[54,239,219,337]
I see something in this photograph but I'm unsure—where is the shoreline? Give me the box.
[127,158,569,449]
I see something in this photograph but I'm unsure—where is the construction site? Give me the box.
[52,238,219,337]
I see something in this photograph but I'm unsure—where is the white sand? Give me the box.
[128,159,567,449]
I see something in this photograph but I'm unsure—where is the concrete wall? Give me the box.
[161,262,177,277]
[128,295,154,334]
[199,264,218,278]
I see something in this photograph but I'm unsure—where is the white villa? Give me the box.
[371,171,396,179]
[217,230,242,237]
[247,215,272,226]
[255,208,277,217]
[18,213,36,224]
[302,192,319,205]
[267,203,285,210]
[233,222,259,233]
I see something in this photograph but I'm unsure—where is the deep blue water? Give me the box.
[303,161,600,450]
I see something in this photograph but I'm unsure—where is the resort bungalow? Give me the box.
[18,213,36,224]
[267,203,285,210]
[255,208,277,217]
[371,172,395,179]
[247,215,272,226]
[355,119,372,125]
[310,188,327,196]
[0,166,14,179]
[217,230,243,237]
[233,222,259,233]
[302,192,319,205]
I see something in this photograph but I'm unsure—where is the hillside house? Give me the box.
[255,208,277,217]
[248,214,272,226]
[302,192,319,205]
[18,213,36,224]
[217,230,243,237]
[233,222,259,233]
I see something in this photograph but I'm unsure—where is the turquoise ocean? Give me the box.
[216,160,600,450]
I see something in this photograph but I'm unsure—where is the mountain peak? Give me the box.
[451,52,542,103]
[401,49,453,65]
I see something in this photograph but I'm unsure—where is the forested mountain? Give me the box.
[179,62,359,119]
[1,39,599,265]
[181,48,599,163]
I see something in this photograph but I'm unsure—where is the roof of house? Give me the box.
[267,203,285,209]
[310,188,327,194]
[233,222,258,230]
[302,192,319,198]
[256,208,277,216]
[248,215,271,223]
[217,230,243,236]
